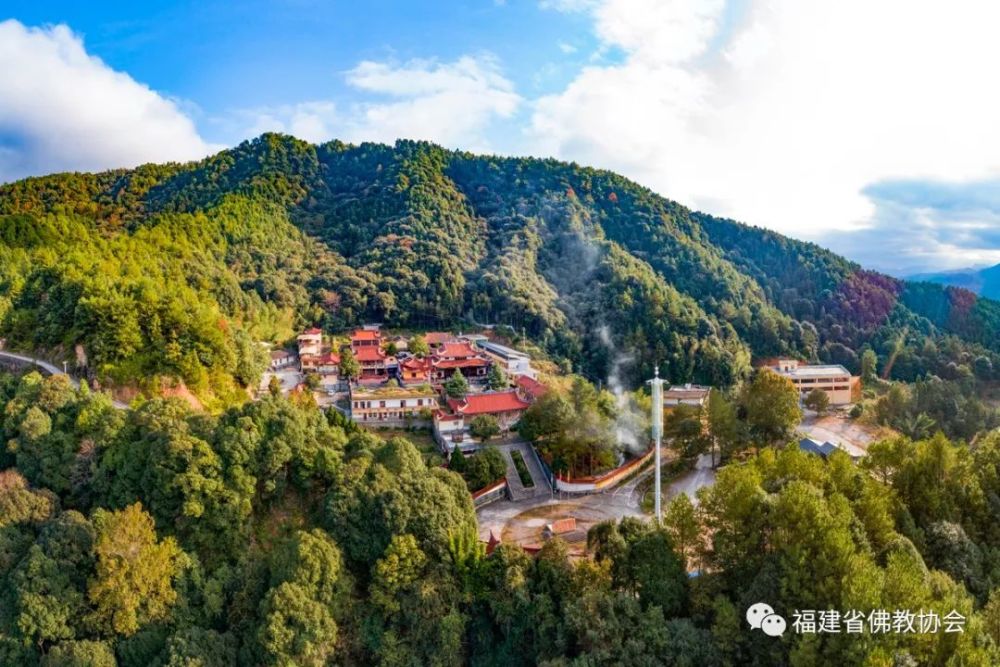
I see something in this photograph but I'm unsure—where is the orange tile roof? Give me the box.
[402,357,432,370]
[548,518,577,535]
[433,358,488,369]
[299,327,322,336]
[425,332,453,345]
[437,341,479,358]
[515,375,546,396]
[351,329,380,341]
[354,347,386,362]
[447,390,531,415]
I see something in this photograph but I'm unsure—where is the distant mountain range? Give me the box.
[908,264,1000,300]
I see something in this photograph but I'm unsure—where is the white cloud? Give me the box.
[823,179,1000,275]
[240,101,341,145]
[245,56,522,153]
[531,0,1000,268]
[0,20,216,183]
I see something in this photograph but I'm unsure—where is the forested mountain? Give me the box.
[3,133,1000,402]
[7,136,1000,665]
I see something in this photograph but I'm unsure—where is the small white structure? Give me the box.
[663,383,711,408]
[477,341,536,378]
[296,328,323,356]
[269,349,296,370]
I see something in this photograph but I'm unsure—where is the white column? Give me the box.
[648,366,665,523]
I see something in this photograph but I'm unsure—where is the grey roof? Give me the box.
[799,438,838,458]
[477,341,529,360]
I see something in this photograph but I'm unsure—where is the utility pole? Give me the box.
[647,365,665,523]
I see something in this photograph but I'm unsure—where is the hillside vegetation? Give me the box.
[2,373,1000,664]
[3,133,1000,402]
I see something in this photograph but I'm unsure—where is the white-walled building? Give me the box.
[297,328,323,356]
[477,341,536,378]
[270,349,296,370]
[350,384,437,422]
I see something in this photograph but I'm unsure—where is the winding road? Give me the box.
[0,350,129,410]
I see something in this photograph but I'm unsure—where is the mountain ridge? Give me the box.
[2,133,1000,402]
[908,263,1000,301]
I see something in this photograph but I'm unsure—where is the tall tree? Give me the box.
[664,493,700,569]
[444,369,469,399]
[87,503,183,636]
[487,364,508,390]
[706,389,742,467]
[861,348,878,383]
[740,369,802,447]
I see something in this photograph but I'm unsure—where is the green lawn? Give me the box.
[510,450,534,488]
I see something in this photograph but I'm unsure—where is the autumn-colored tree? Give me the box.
[409,335,430,358]
[87,503,183,636]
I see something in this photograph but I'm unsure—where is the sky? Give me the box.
[3,0,1000,276]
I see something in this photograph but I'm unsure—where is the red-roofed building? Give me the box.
[445,390,531,417]
[350,327,382,350]
[317,352,340,375]
[424,332,453,348]
[544,518,577,537]
[514,374,547,401]
[430,341,490,382]
[434,389,533,450]
[399,356,432,385]
[353,344,389,381]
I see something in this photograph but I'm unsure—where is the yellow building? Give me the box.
[769,359,857,406]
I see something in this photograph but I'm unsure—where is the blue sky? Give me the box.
[3,0,597,146]
[3,0,1000,276]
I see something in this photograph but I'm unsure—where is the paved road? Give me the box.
[665,453,716,505]
[0,350,129,410]
[609,465,654,510]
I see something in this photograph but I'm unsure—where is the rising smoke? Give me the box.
[596,324,647,456]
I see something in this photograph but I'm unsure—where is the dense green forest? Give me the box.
[3,133,1000,403]
[4,371,1000,665]
[5,133,1000,664]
